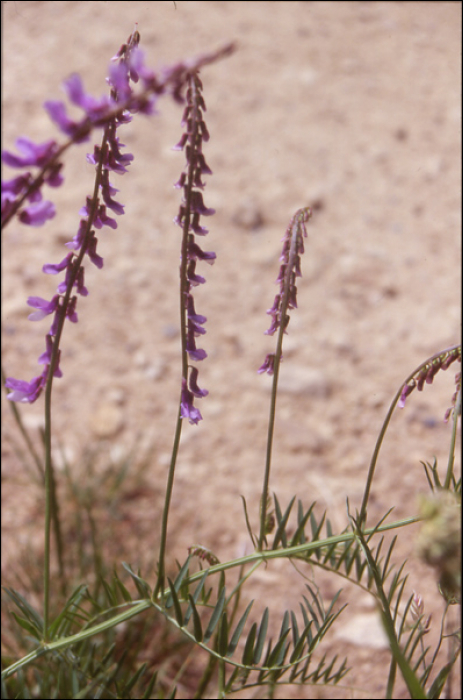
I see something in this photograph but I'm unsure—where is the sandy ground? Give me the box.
[2,2,461,698]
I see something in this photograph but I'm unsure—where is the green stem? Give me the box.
[154,73,201,599]
[3,515,418,682]
[153,408,183,601]
[358,344,461,528]
[258,323,284,551]
[444,384,461,489]
[258,208,311,550]
[42,127,111,641]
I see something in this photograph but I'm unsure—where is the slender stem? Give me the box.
[444,384,461,489]
[217,658,226,699]
[3,514,419,682]
[42,127,111,641]
[358,381,407,532]
[258,211,309,551]
[153,407,183,601]
[258,322,284,551]
[154,73,200,599]
[358,344,461,528]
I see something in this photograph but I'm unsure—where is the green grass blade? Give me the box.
[203,585,226,643]
[227,600,254,658]
[188,594,203,642]
[167,578,184,627]
[253,607,269,664]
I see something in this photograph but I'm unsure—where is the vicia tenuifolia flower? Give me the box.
[258,207,312,375]
[173,72,216,424]
[4,28,142,403]
[398,345,461,421]
[2,35,233,405]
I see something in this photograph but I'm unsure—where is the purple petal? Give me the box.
[66,296,79,323]
[188,317,207,336]
[27,294,60,321]
[180,378,203,425]
[2,137,57,168]
[107,62,132,100]
[87,234,104,269]
[189,367,208,398]
[190,191,215,216]
[43,100,90,143]
[186,294,207,325]
[5,375,45,403]
[186,328,207,360]
[398,382,415,408]
[190,212,209,235]
[95,205,117,230]
[43,253,73,275]
[187,260,206,286]
[38,340,52,365]
[65,219,87,251]
[172,133,188,151]
[19,200,56,227]
[45,163,64,188]
[258,353,276,375]
[188,240,216,264]
[127,47,155,86]
[196,152,212,175]
[63,73,111,117]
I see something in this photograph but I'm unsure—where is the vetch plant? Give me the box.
[257,206,312,552]
[1,29,461,700]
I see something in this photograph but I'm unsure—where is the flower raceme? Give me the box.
[2,31,233,404]
[398,345,461,422]
[258,207,312,376]
[3,30,142,404]
[173,73,216,424]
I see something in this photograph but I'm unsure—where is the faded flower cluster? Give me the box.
[173,73,216,424]
[258,207,311,376]
[398,346,461,421]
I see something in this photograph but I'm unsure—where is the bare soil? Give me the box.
[2,2,461,698]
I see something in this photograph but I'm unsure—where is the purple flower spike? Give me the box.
[398,346,461,415]
[4,35,234,404]
[259,208,312,371]
[172,72,217,422]
[4,33,145,403]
